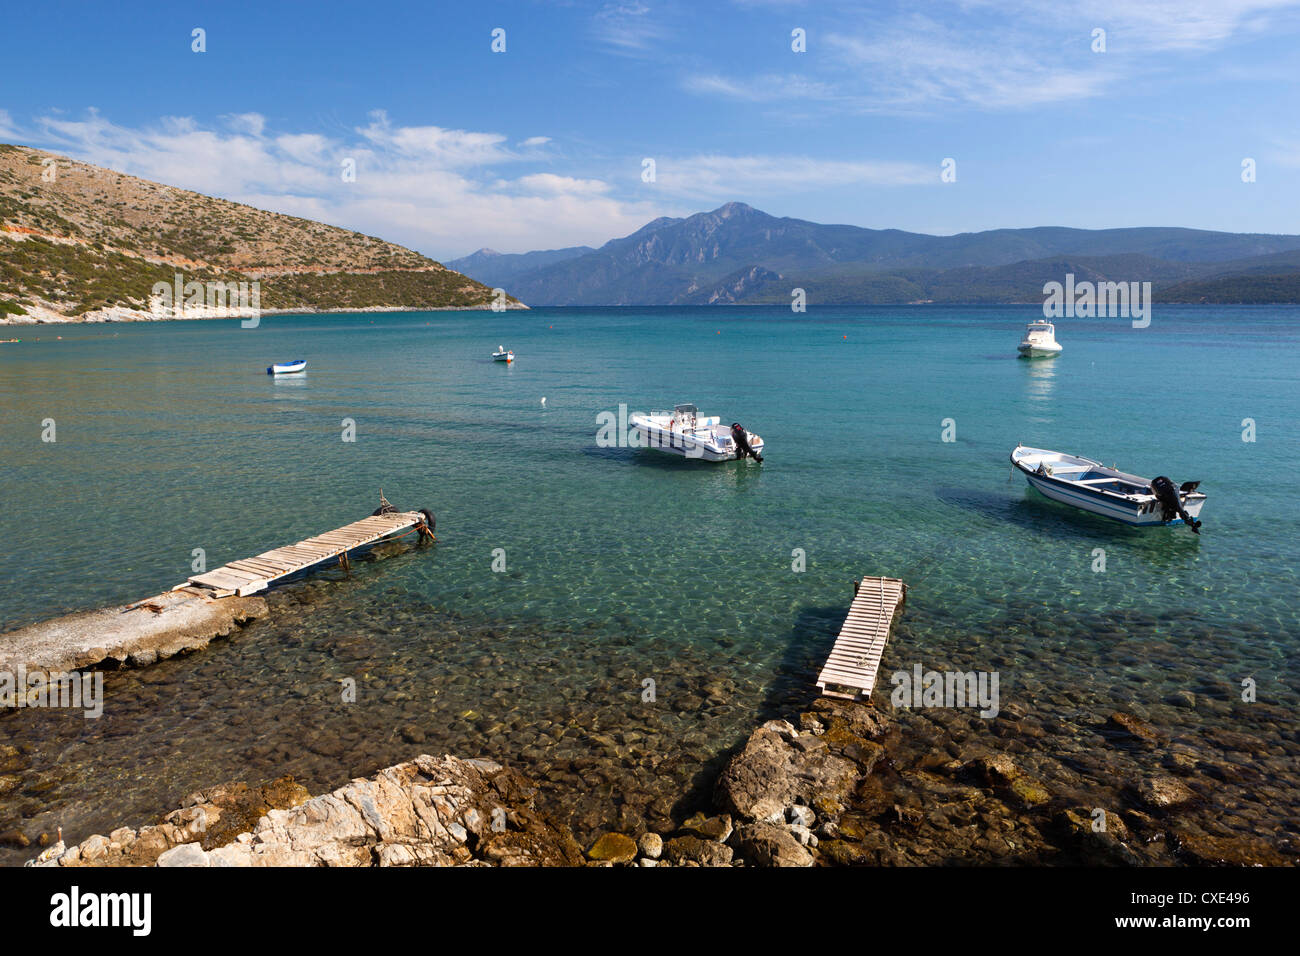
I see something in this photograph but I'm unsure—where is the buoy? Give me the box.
[541,397,547,406]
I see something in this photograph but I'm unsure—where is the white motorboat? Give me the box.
[267,359,306,375]
[1017,320,1062,358]
[492,345,514,362]
[1010,444,1204,532]
[629,404,764,463]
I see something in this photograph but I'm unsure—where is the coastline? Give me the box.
[21,695,1293,866]
[0,301,530,327]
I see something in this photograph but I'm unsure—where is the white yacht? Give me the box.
[629,404,764,462]
[492,345,513,362]
[1018,321,1062,358]
[1010,444,1204,532]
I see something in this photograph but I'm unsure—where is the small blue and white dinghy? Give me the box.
[1011,444,1205,532]
[267,360,306,375]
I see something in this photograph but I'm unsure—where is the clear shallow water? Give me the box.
[1,305,1297,862]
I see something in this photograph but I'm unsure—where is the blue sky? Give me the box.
[4,0,1300,260]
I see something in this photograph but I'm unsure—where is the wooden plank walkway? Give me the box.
[180,510,433,597]
[816,576,907,701]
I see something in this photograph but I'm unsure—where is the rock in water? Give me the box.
[586,832,638,864]
[637,832,663,860]
[1105,712,1162,746]
[1136,775,1195,809]
[714,721,858,824]
[966,753,1021,786]
[679,812,733,843]
[729,823,814,867]
[663,836,734,867]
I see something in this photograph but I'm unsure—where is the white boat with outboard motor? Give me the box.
[267,359,306,375]
[1010,444,1204,532]
[1017,321,1062,358]
[492,345,514,362]
[629,404,764,462]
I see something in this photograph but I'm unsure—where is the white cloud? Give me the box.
[514,173,611,195]
[223,112,266,136]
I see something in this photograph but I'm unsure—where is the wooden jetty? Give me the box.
[816,576,907,701]
[180,509,435,598]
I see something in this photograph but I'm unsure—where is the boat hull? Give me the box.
[1017,343,1062,358]
[268,361,306,375]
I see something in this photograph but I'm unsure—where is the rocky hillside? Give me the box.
[0,144,519,320]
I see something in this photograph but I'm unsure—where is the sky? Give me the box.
[3,0,1300,261]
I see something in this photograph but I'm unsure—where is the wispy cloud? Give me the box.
[682,73,840,103]
[654,153,934,200]
[687,0,1300,112]
[825,15,1109,111]
[591,2,674,56]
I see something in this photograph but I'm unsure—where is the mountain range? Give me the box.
[448,202,1300,306]
[0,144,515,322]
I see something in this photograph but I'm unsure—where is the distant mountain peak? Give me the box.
[472,247,502,257]
[713,201,760,216]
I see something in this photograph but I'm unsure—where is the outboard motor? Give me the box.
[1150,475,1200,534]
[730,422,763,463]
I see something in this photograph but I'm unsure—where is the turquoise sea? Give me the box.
[1,305,1297,862]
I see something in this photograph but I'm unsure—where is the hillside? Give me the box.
[0,144,520,321]
[458,202,1300,306]
[447,245,594,289]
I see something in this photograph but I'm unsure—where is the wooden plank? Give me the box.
[190,566,259,585]
[201,565,263,583]
[190,570,258,590]
[278,546,338,561]
[309,533,367,546]
[226,559,290,576]
[241,554,298,571]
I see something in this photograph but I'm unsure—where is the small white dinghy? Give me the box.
[1018,321,1062,358]
[629,404,764,463]
[1011,444,1204,532]
[267,360,306,375]
[492,345,513,363]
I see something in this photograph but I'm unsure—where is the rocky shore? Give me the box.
[0,301,527,326]
[29,754,582,867]
[26,696,1294,867]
